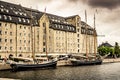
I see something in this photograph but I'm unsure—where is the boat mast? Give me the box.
[44,7,48,59]
[94,13,96,58]
[30,8,35,60]
[85,10,88,59]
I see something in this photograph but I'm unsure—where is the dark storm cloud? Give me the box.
[88,0,120,9]
[68,0,120,9]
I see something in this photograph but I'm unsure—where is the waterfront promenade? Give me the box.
[57,58,120,66]
[103,58,120,63]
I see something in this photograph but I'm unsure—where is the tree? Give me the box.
[114,42,120,57]
[98,46,113,56]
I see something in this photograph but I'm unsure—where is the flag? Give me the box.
[44,7,46,13]
[85,9,87,23]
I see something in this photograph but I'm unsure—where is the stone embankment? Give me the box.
[103,58,120,64]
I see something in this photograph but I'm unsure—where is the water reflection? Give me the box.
[0,63,120,80]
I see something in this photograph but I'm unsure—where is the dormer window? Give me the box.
[69,27,71,30]
[23,18,26,22]
[73,27,74,31]
[6,9,9,13]
[24,13,27,16]
[20,12,22,15]
[19,9,21,11]
[10,7,13,10]
[1,5,4,8]
[3,15,7,20]
[27,19,30,23]
[0,15,1,19]
[62,26,63,29]
[8,16,12,20]
[55,24,57,28]
[1,8,4,12]
[18,18,21,22]
[14,11,18,15]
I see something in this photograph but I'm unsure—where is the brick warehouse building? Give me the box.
[0,1,97,58]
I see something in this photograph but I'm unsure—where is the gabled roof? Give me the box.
[65,15,79,19]
[24,7,44,26]
[98,42,113,48]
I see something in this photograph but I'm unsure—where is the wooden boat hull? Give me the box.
[70,59,102,66]
[10,60,57,71]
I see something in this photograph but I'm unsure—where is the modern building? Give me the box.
[0,1,97,58]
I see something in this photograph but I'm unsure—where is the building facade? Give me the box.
[0,1,97,58]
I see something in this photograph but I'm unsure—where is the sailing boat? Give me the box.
[70,11,102,66]
[10,10,57,71]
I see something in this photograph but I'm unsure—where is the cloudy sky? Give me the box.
[1,0,120,46]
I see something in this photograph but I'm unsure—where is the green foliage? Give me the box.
[98,42,120,58]
[98,46,114,56]
[114,42,120,57]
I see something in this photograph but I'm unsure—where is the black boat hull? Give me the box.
[70,59,102,66]
[10,60,57,71]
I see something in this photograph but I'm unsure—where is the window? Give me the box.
[5,23,7,26]
[78,49,79,53]
[28,40,30,44]
[0,31,2,35]
[10,47,12,50]
[77,29,79,32]
[24,40,26,43]
[9,16,12,20]
[43,48,45,52]
[4,15,7,20]
[10,39,12,43]
[20,33,22,36]
[0,46,1,50]
[43,29,46,33]
[78,39,79,42]
[10,32,12,36]
[78,44,79,48]
[5,47,7,50]
[0,38,1,42]
[20,26,22,29]
[27,19,30,23]
[23,18,26,22]
[18,18,21,22]
[77,34,79,37]
[0,23,1,26]
[43,42,45,46]
[43,23,46,27]
[5,39,7,42]
[0,15,2,19]
[20,40,22,43]
[20,47,21,50]
[5,31,7,34]
[10,24,12,28]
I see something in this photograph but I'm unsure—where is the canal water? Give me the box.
[0,63,120,80]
